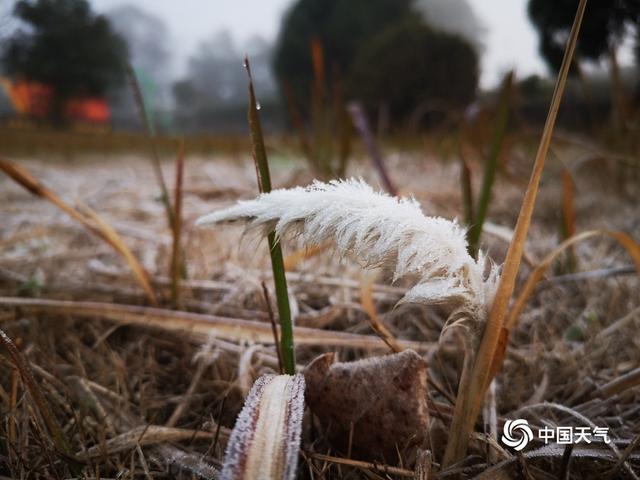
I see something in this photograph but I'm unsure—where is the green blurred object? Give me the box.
[18,276,43,298]
[132,67,172,133]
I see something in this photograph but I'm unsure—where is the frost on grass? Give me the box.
[164,447,219,479]
[221,374,305,480]
[197,178,499,325]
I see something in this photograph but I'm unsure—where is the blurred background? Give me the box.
[0,0,637,146]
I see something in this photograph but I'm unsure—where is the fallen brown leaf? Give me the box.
[303,349,428,461]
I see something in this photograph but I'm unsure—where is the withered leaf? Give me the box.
[304,349,428,461]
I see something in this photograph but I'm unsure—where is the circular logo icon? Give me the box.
[501,419,534,451]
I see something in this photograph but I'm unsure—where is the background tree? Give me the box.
[348,20,478,128]
[273,0,416,108]
[528,0,638,69]
[2,0,128,125]
[528,0,640,124]
[273,0,482,127]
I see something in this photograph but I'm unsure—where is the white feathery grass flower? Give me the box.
[197,178,499,326]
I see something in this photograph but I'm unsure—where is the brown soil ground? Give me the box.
[1,142,639,478]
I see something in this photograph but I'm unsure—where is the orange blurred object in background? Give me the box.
[1,78,110,124]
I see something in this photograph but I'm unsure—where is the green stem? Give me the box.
[245,57,296,374]
[267,231,295,374]
[467,71,513,258]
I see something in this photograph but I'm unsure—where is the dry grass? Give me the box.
[0,142,639,477]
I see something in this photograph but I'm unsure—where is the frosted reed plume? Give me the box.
[197,179,499,324]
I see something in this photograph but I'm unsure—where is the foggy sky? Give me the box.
[90,0,630,89]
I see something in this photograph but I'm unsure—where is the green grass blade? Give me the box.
[467,71,513,258]
[244,57,296,374]
[459,151,475,228]
[170,140,185,308]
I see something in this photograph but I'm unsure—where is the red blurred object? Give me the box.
[2,80,52,117]
[2,78,111,124]
[65,97,110,123]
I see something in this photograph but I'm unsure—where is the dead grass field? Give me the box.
[1,143,639,478]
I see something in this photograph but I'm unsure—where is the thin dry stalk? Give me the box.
[165,359,208,428]
[262,281,284,373]
[0,158,157,305]
[599,366,640,399]
[75,425,215,460]
[595,305,640,341]
[310,37,325,103]
[333,68,352,178]
[73,376,116,436]
[360,274,402,353]
[561,169,577,239]
[282,79,312,159]
[443,0,589,466]
[306,452,414,478]
[541,265,636,285]
[605,433,640,480]
[347,101,397,196]
[0,329,73,457]
[8,365,18,437]
[149,269,406,296]
[0,296,431,352]
[170,140,185,308]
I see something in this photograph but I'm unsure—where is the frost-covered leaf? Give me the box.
[303,349,428,460]
[221,374,305,480]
